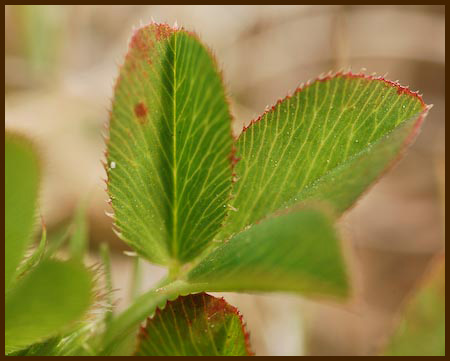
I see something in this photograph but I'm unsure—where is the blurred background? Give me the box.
[5,5,445,356]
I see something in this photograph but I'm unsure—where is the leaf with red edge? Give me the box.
[106,23,233,265]
[219,73,430,240]
[135,293,253,356]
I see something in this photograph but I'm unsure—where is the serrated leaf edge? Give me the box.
[102,21,236,263]
[135,293,254,356]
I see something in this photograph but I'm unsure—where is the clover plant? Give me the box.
[5,22,434,356]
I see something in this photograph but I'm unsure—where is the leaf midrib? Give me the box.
[171,34,179,258]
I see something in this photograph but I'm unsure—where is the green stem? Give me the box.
[99,255,208,354]
[99,243,113,326]
[168,258,181,281]
[100,277,189,355]
[129,256,141,300]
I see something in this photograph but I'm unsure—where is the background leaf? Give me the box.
[187,208,349,297]
[382,258,445,356]
[135,293,252,356]
[5,259,93,354]
[5,133,40,293]
[220,74,428,239]
[107,23,233,265]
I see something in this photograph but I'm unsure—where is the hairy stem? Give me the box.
[100,276,188,355]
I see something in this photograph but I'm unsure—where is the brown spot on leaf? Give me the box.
[134,102,148,124]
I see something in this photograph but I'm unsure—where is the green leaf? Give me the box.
[5,133,40,293]
[220,74,429,239]
[5,259,93,354]
[382,259,445,356]
[106,23,233,265]
[7,337,61,356]
[135,293,252,356]
[101,208,348,352]
[187,208,349,297]
[8,333,94,356]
